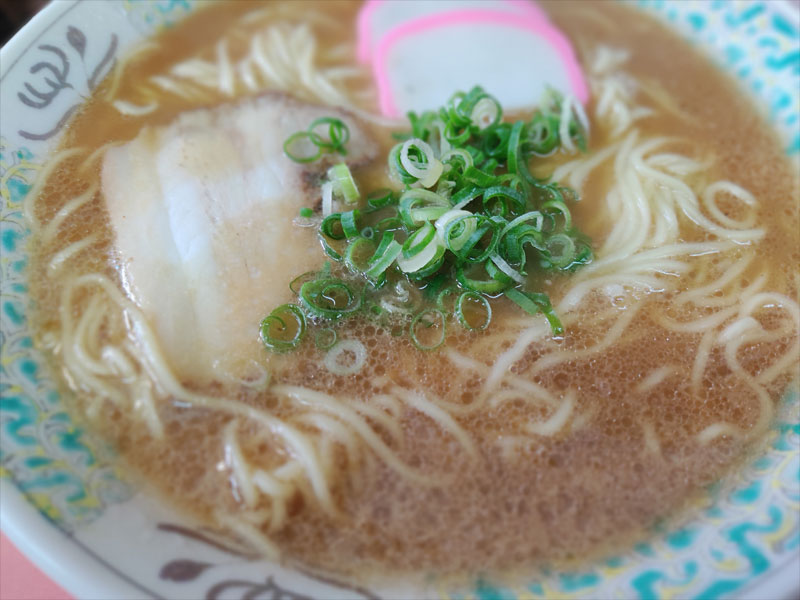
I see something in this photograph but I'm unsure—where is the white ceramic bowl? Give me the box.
[1,1,798,598]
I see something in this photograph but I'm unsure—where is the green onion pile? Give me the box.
[262,86,592,355]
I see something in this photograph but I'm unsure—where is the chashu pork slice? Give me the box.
[102,93,378,385]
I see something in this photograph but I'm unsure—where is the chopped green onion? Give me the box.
[398,189,450,228]
[376,216,403,231]
[315,327,337,350]
[264,85,592,354]
[320,214,346,240]
[470,95,501,130]
[450,186,485,210]
[284,117,350,163]
[324,339,367,375]
[321,181,334,217]
[405,247,446,279]
[440,148,474,170]
[328,163,360,204]
[456,262,512,294]
[402,221,437,259]
[436,209,477,252]
[506,120,524,176]
[344,236,377,275]
[367,188,395,208]
[289,271,317,295]
[505,288,564,336]
[481,123,512,158]
[543,233,576,269]
[452,216,501,264]
[410,308,447,351]
[482,185,526,216]
[527,113,560,155]
[388,143,418,185]
[541,198,573,231]
[489,253,526,284]
[498,211,544,241]
[443,120,471,145]
[485,257,514,285]
[283,131,321,163]
[364,232,402,280]
[340,209,361,239]
[436,287,458,313]
[399,138,443,188]
[308,117,350,154]
[397,223,444,274]
[319,236,343,261]
[299,278,361,319]
[456,291,492,330]
[462,165,497,187]
[260,304,306,352]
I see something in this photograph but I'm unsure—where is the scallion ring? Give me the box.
[259,304,306,352]
[505,288,563,335]
[320,213,346,240]
[436,209,477,252]
[399,138,444,188]
[283,131,322,163]
[541,199,573,231]
[289,271,317,295]
[328,163,360,204]
[456,262,512,294]
[367,188,395,208]
[308,117,350,154]
[544,233,576,268]
[364,231,402,280]
[436,287,458,313]
[344,236,377,275]
[483,185,526,217]
[340,209,361,239]
[397,225,445,274]
[398,189,450,228]
[324,339,367,375]
[470,95,501,130]
[410,308,447,351]
[452,216,501,264]
[456,291,492,330]
[490,253,526,284]
[315,327,337,350]
[299,278,361,319]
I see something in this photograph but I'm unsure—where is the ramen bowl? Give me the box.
[1,1,798,598]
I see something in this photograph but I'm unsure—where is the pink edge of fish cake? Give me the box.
[357,0,550,64]
[362,7,588,118]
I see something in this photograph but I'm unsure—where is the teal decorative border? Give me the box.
[0,1,797,598]
[635,0,800,155]
[1,138,134,531]
[121,0,192,34]
[465,392,799,600]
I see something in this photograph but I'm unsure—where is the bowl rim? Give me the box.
[0,479,156,600]
[0,0,81,84]
[0,1,798,599]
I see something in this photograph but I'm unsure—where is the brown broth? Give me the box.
[27,0,800,583]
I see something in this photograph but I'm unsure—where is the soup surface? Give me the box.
[26,0,799,581]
